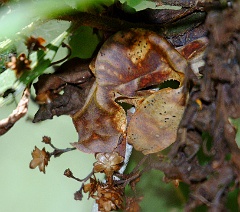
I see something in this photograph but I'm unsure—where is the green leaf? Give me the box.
[0,0,114,40]
[120,0,181,11]
[0,69,17,94]
[229,118,240,148]
[19,29,70,85]
[69,26,99,58]
[0,68,23,106]
[0,39,13,54]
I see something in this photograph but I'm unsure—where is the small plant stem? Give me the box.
[73,170,94,182]
[49,147,76,157]
[50,42,72,66]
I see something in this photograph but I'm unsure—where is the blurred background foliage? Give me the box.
[0,0,240,211]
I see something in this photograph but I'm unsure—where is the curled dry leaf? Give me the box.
[127,87,186,154]
[177,37,208,76]
[93,152,124,176]
[71,82,127,153]
[0,88,30,136]
[33,58,94,122]
[29,146,50,174]
[72,28,187,154]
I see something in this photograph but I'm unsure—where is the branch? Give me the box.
[0,88,30,135]
[58,10,206,38]
[59,12,159,32]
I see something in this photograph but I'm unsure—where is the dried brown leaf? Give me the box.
[72,83,126,153]
[176,37,208,76]
[127,87,186,154]
[72,28,187,154]
[34,29,205,155]
[95,29,186,95]
[33,58,94,122]
[33,83,94,122]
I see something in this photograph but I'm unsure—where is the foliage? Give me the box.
[1,0,240,212]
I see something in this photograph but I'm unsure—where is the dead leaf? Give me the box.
[176,37,208,76]
[177,37,208,61]
[95,28,186,95]
[33,82,94,122]
[33,58,94,122]
[72,83,126,153]
[72,28,187,154]
[127,87,186,155]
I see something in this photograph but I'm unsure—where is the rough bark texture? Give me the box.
[151,2,240,211]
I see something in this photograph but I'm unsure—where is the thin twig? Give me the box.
[73,170,94,182]
[50,147,76,158]
[50,42,72,66]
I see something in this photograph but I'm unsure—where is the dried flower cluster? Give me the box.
[83,178,124,212]
[25,36,46,52]
[29,136,76,173]
[95,183,124,212]
[6,36,45,78]
[93,152,124,177]
[63,152,144,211]
[91,152,124,211]
[29,146,50,173]
[6,53,31,78]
